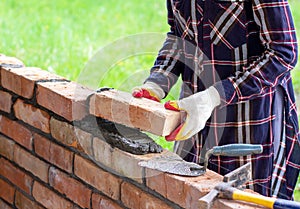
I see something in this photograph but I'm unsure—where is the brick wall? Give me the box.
[0,54,259,209]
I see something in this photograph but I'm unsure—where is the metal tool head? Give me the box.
[139,154,205,177]
[198,162,252,209]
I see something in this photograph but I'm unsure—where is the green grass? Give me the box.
[1,0,300,200]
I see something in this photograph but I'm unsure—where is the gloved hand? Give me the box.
[164,86,221,141]
[132,82,165,102]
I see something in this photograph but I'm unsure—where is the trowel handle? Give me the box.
[212,144,263,157]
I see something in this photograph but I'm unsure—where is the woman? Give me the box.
[133,0,299,199]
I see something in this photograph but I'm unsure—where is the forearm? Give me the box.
[145,0,184,95]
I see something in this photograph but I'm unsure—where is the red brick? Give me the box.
[140,191,174,209]
[49,167,92,209]
[165,174,186,208]
[145,162,223,208]
[89,90,182,136]
[0,179,15,204]
[1,67,62,99]
[34,133,73,173]
[121,182,173,209]
[0,135,15,160]
[14,145,49,182]
[13,99,50,133]
[145,168,167,197]
[92,193,122,209]
[75,127,93,156]
[0,90,12,113]
[0,158,33,194]
[36,81,93,121]
[181,170,222,209]
[93,137,113,168]
[15,190,44,209]
[0,198,12,209]
[32,181,74,209]
[0,115,33,150]
[74,155,122,200]
[50,117,84,151]
[110,146,156,183]
[93,137,160,183]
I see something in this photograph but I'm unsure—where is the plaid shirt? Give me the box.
[146,0,300,199]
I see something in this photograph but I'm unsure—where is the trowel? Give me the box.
[138,143,263,176]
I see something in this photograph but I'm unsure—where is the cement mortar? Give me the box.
[76,116,163,155]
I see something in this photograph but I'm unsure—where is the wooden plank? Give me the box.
[89,89,182,136]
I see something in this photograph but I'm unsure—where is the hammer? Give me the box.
[216,183,300,209]
[199,162,252,209]
[199,163,300,209]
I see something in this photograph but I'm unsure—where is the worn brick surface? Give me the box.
[0,54,24,66]
[146,168,167,197]
[32,181,74,209]
[14,145,49,182]
[75,127,94,156]
[183,170,223,209]
[92,193,123,209]
[15,190,44,209]
[93,138,167,183]
[89,90,182,136]
[0,135,15,160]
[14,99,50,133]
[0,90,12,113]
[110,147,146,183]
[34,133,73,173]
[37,81,93,121]
[121,181,173,209]
[50,117,83,151]
[0,158,33,194]
[145,164,224,209]
[93,137,113,168]
[0,179,15,204]
[0,115,33,150]
[49,167,92,209]
[74,154,122,200]
[1,67,63,99]
[0,198,12,209]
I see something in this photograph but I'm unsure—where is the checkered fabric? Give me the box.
[145,0,300,199]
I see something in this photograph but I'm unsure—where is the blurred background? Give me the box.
[1,0,299,200]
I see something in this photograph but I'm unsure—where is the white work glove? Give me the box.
[132,82,165,102]
[164,86,221,141]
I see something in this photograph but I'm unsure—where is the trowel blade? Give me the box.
[139,157,205,177]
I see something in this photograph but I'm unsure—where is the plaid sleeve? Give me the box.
[214,0,298,105]
[145,0,184,96]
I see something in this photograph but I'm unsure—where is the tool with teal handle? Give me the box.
[202,144,263,171]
